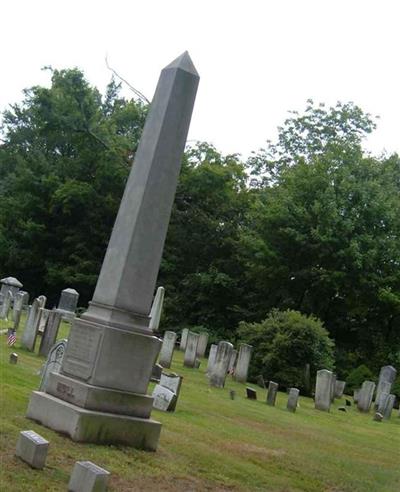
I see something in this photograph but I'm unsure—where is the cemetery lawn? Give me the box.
[0,319,399,492]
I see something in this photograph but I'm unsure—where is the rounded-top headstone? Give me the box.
[1,277,23,288]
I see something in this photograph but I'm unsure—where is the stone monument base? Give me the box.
[27,391,161,451]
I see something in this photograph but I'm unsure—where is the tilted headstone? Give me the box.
[158,330,177,368]
[26,52,199,452]
[266,381,279,406]
[287,388,299,412]
[357,381,376,412]
[149,286,165,331]
[209,341,233,388]
[375,366,397,407]
[315,369,333,411]
[334,380,346,398]
[228,349,237,374]
[206,344,218,373]
[246,387,257,400]
[38,310,62,357]
[20,299,41,351]
[382,394,395,420]
[159,372,182,411]
[0,290,13,320]
[38,308,50,334]
[183,331,199,368]
[152,384,177,411]
[68,461,110,492]
[16,430,49,469]
[330,373,337,402]
[39,339,68,392]
[180,328,189,351]
[196,332,209,358]
[234,343,252,383]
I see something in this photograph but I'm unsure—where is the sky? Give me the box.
[1,0,399,159]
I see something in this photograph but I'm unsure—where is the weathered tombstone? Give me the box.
[183,332,199,368]
[12,291,25,324]
[0,276,22,301]
[152,384,177,411]
[0,290,13,320]
[68,461,110,492]
[159,372,182,411]
[234,344,253,383]
[38,310,62,357]
[256,375,266,388]
[330,373,337,402]
[353,388,360,404]
[149,286,165,331]
[38,308,50,334]
[196,332,209,358]
[382,394,395,420]
[287,388,299,412]
[315,369,333,411]
[246,387,257,400]
[37,295,47,309]
[39,339,68,392]
[151,363,163,382]
[334,380,346,398]
[266,381,279,406]
[209,341,233,388]
[15,430,49,469]
[357,381,376,412]
[228,349,237,374]
[9,352,18,364]
[180,328,189,351]
[57,288,79,321]
[194,358,201,369]
[373,412,383,422]
[27,52,199,451]
[158,330,177,368]
[206,344,218,373]
[376,386,391,414]
[375,366,397,406]
[21,299,41,351]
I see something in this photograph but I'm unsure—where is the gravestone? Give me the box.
[256,375,266,388]
[183,332,199,368]
[353,388,360,404]
[246,387,257,400]
[57,288,79,321]
[158,330,177,368]
[315,369,333,411]
[38,308,50,334]
[206,344,218,373]
[234,343,253,383]
[375,366,397,406]
[39,339,68,392]
[152,385,177,411]
[151,363,163,382]
[13,291,25,325]
[21,299,41,351]
[334,380,346,398]
[159,372,182,411]
[0,290,13,320]
[16,430,49,469]
[68,461,110,492]
[357,381,376,412]
[373,412,383,422]
[194,358,201,369]
[266,381,279,406]
[287,388,299,412]
[9,353,18,364]
[330,373,337,402]
[149,286,165,331]
[38,310,62,357]
[37,295,47,309]
[228,349,237,374]
[196,332,209,358]
[375,384,391,413]
[209,341,233,388]
[27,52,199,451]
[382,394,395,420]
[0,276,22,301]
[180,328,189,351]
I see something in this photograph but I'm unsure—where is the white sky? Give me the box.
[1,0,399,159]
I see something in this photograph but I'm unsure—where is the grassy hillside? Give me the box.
[0,316,399,491]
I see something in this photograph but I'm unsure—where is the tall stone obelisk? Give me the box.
[27,52,199,451]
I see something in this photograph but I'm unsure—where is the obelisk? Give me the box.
[27,52,199,451]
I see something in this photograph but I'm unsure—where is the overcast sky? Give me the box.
[2,0,399,159]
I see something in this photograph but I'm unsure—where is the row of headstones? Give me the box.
[315,366,398,421]
[245,384,300,412]
[0,290,30,328]
[16,430,109,491]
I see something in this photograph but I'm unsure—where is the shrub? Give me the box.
[345,365,374,394]
[238,309,334,392]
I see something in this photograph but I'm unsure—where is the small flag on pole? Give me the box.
[7,328,16,346]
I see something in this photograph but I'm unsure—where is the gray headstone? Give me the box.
[183,332,199,368]
[353,388,360,404]
[376,386,391,413]
[39,339,68,392]
[158,330,177,368]
[159,372,182,411]
[256,375,266,388]
[180,328,189,351]
[38,308,50,334]
[334,380,346,398]
[37,295,47,309]
[152,384,177,411]
[57,288,79,313]
[266,381,279,406]
[12,291,25,324]
[234,343,252,383]
[21,299,41,351]
[0,277,22,301]
[357,381,376,412]
[9,352,18,364]
[382,394,395,420]
[206,344,218,373]
[330,373,337,402]
[375,366,397,406]
[196,332,209,358]
[15,430,49,469]
[38,310,62,357]
[228,349,238,374]
[68,461,110,492]
[287,388,299,412]
[246,387,257,400]
[194,358,201,369]
[149,286,165,332]
[315,369,333,411]
[209,341,233,388]
[0,290,13,320]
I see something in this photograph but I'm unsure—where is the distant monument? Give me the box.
[26,52,199,451]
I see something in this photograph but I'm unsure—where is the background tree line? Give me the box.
[1,68,399,380]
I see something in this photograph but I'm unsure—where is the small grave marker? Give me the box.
[16,430,49,469]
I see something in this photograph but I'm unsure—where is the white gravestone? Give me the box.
[16,430,49,469]
[287,388,300,412]
[152,385,177,411]
[184,332,199,368]
[196,332,209,358]
[158,331,177,368]
[209,341,233,388]
[234,344,252,383]
[315,369,333,411]
[159,372,182,411]
[39,339,68,392]
[149,286,165,331]
[207,344,218,374]
[68,461,110,492]
[180,328,189,351]
[357,381,376,412]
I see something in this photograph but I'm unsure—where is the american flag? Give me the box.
[7,328,16,346]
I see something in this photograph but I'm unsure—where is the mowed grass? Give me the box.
[0,315,399,491]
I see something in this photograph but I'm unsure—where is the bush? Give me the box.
[238,309,334,392]
[345,365,374,394]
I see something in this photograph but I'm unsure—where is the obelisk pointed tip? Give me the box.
[163,51,199,76]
